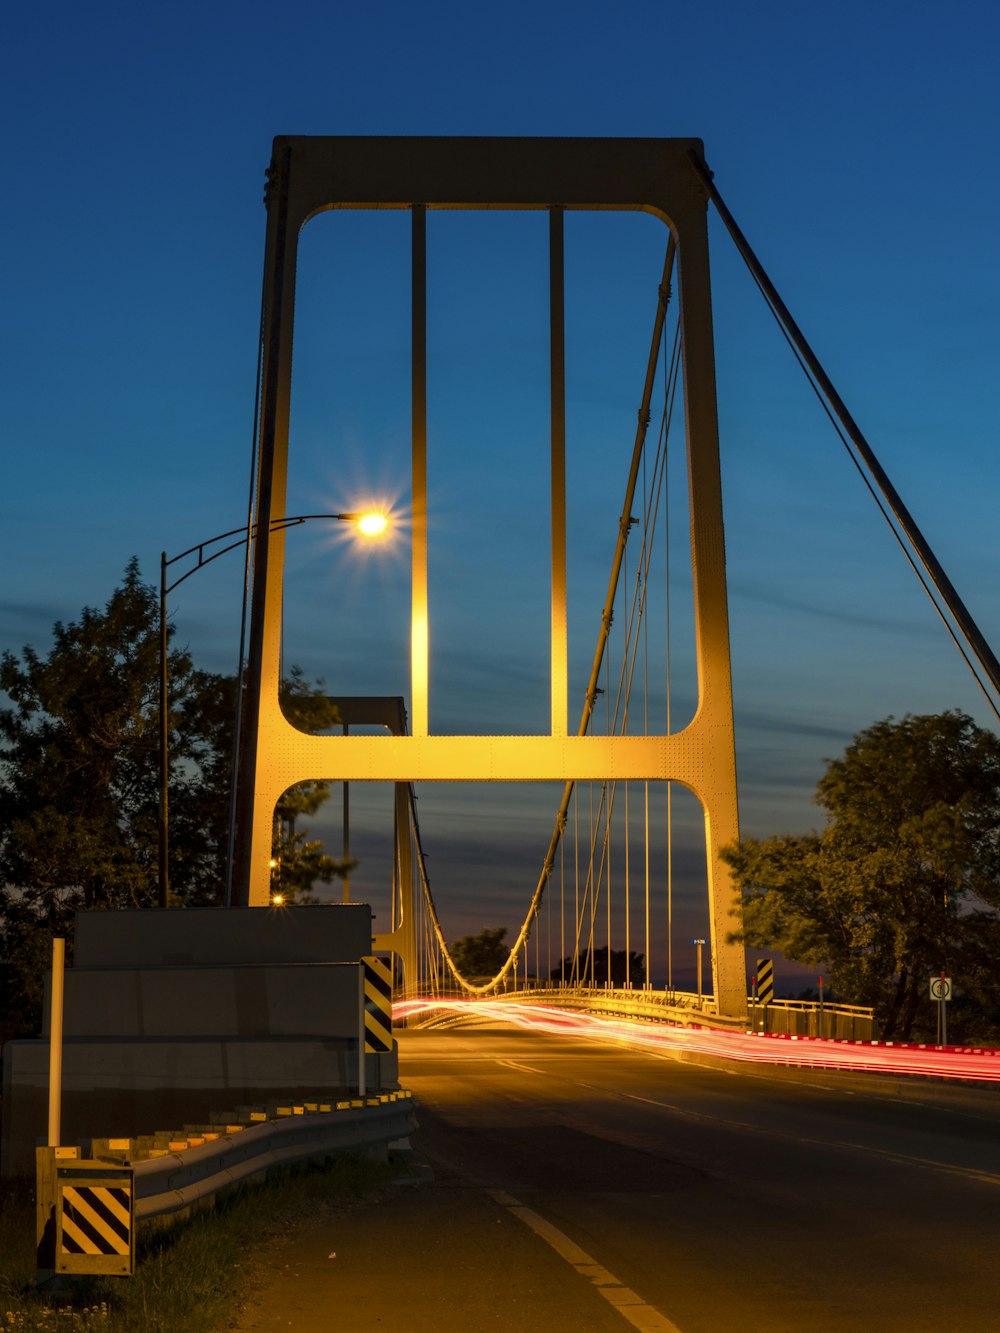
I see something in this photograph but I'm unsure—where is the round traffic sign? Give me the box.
[929,976,952,1001]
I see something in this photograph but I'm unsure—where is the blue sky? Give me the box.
[3,1,999,989]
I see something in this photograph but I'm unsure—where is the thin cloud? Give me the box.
[0,601,79,648]
[729,581,932,638]
[735,709,853,744]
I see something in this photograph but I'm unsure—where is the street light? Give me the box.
[158,509,388,908]
[692,938,706,1004]
[357,512,388,537]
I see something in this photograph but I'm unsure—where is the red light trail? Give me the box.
[394,998,1000,1083]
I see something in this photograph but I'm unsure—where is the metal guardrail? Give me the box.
[86,1092,417,1222]
[135,1097,415,1220]
[37,1093,417,1286]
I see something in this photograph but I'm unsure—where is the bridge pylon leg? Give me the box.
[372,780,418,1000]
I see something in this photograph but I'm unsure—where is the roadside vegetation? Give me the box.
[725,711,1000,1042]
[0,1156,393,1331]
[0,562,351,1045]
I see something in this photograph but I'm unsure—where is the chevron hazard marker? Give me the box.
[363,955,394,1054]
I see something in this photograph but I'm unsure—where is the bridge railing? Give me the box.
[748,997,875,1041]
[450,984,875,1041]
[486,984,746,1030]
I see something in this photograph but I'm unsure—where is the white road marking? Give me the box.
[497,1058,548,1076]
[488,1189,683,1333]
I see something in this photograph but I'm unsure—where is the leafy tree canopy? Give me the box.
[0,562,349,1039]
[1,559,171,926]
[724,711,1000,1041]
[550,945,646,987]
[450,927,509,978]
[270,665,354,904]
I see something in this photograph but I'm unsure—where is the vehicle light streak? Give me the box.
[394,998,1000,1083]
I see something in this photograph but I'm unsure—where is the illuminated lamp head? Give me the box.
[357,511,389,538]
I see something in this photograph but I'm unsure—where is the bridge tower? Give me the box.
[232,137,746,1018]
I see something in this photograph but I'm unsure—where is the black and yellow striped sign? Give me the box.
[756,958,774,1006]
[363,954,394,1053]
[61,1184,131,1257]
[51,1163,134,1276]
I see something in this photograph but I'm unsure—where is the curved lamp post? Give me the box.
[158,510,386,908]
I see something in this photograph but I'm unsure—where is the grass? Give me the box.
[0,1155,396,1332]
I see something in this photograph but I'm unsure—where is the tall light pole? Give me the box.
[693,938,706,1004]
[158,510,387,909]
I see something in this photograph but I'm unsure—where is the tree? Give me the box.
[724,712,1000,1041]
[0,562,174,1034]
[450,927,509,978]
[0,563,350,1034]
[167,666,238,905]
[550,945,646,987]
[0,560,173,928]
[270,666,354,903]
[167,664,350,905]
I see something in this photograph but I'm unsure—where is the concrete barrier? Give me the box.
[3,905,398,1176]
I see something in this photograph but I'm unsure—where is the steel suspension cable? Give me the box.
[565,250,682,986]
[224,258,269,907]
[642,445,651,985]
[415,237,678,994]
[588,324,680,985]
[663,313,675,991]
[688,151,1000,724]
[746,263,998,721]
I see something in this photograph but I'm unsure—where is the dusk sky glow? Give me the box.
[4,2,1000,992]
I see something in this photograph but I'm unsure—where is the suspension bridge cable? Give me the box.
[623,365,679,983]
[688,150,1000,723]
[596,325,680,986]
[749,266,998,722]
[740,256,998,722]
[642,447,651,984]
[414,236,678,994]
[662,312,675,990]
[224,258,268,907]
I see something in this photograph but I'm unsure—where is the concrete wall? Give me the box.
[2,1038,398,1176]
[45,964,361,1039]
[2,906,397,1177]
[73,904,372,967]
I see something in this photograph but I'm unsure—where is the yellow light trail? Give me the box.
[394,998,1000,1083]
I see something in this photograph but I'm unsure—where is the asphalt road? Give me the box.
[229,1023,1000,1332]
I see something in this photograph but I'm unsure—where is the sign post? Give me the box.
[692,939,706,1006]
[818,975,825,1039]
[47,938,65,1149]
[929,973,952,1045]
[357,963,366,1099]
